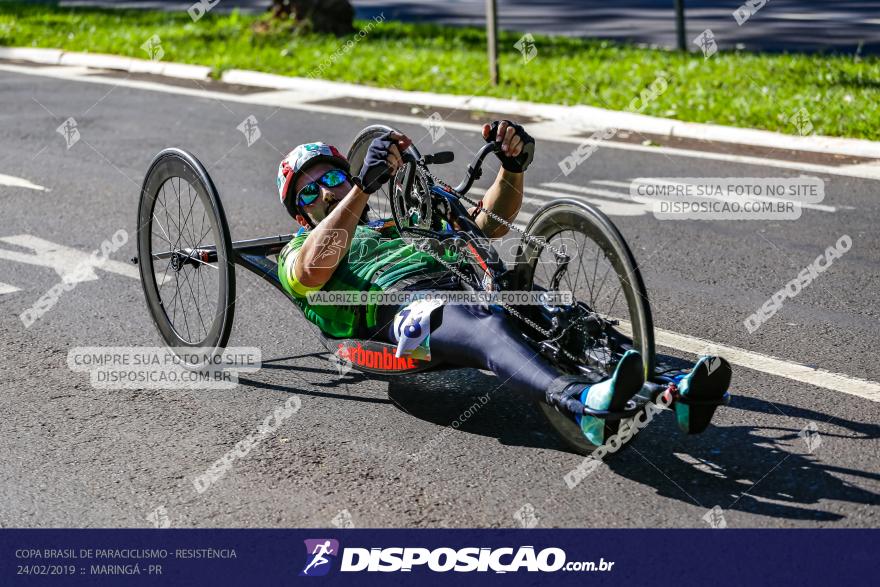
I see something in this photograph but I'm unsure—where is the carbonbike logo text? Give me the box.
[564,390,673,489]
[745,234,851,334]
[341,546,567,573]
[559,75,669,175]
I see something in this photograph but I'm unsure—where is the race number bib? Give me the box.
[392,299,444,359]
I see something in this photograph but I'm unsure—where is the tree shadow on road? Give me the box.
[386,366,569,452]
[387,367,880,523]
[241,351,389,404]
[263,350,880,524]
[593,394,880,523]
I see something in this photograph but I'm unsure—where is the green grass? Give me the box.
[2,1,879,140]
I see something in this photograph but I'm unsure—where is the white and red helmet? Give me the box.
[277,142,350,219]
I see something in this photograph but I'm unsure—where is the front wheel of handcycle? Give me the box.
[136,148,236,369]
[515,199,655,455]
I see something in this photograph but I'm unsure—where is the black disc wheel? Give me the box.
[136,148,235,368]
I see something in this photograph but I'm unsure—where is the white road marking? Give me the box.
[0,235,138,282]
[527,185,647,216]
[590,179,643,189]
[0,282,21,295]
[772,13,840,21]
[3,62,880,181]
[538,183,638,202]
[654,325,880,404]
[479,183,647,217]
[0,173,49,191]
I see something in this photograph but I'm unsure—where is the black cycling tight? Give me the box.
[371,303,562,398]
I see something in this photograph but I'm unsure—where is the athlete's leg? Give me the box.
[396,303,647,446]
[369,302,728,444]
[422,304,562,396]
[370,302,560,395]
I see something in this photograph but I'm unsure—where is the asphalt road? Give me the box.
[0,65,879,529]
[57,0,880,53]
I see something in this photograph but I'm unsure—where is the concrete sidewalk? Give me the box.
[3,46,880,170]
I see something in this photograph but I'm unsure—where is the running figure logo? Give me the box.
[300,539,339,577]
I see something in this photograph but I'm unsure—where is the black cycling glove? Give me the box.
[485,120,535,173]
[356,132,396,194]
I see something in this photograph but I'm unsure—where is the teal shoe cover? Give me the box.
[575,349,645,446]
[673,356,732,434]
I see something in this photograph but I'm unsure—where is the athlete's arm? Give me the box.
[293,185,372,288]
[473,167,524,239]
[469,121,529,238]
[294,132,405,288]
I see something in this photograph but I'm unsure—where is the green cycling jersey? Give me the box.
[277,219,462,338]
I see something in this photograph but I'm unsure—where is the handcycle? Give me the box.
[134,123,727,455]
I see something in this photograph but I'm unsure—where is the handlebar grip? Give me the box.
[361,163,390,193]
[559,396,586,415]
[425,151,455,165]
[518,141,535,171]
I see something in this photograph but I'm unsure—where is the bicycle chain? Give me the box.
[417,165,569,259]
[401,164,585,355]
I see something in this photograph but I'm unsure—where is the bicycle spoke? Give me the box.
[560,231,575,295]
[186,182,200,249]
[151,176,219,343]
[590,241,600,308]
[151,229,173,245]
[157,185,185,245]
[196,269,210,338]
[152,198,176,295]
[198,263,214,314]
[185,256,218,270]
[171,271,180,335]
[180,265,208,339]
[593,261,614,309]
[606,282,624,317]
[573,232,591,302]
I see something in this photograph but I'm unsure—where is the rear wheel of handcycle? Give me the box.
[136,148,236,369]
[515,199,655,455]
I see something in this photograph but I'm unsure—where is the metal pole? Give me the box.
[486,0,499,85]
[674,0,686,51]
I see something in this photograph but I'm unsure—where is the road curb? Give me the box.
[0,47,213,81]
[3,46,880,159]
